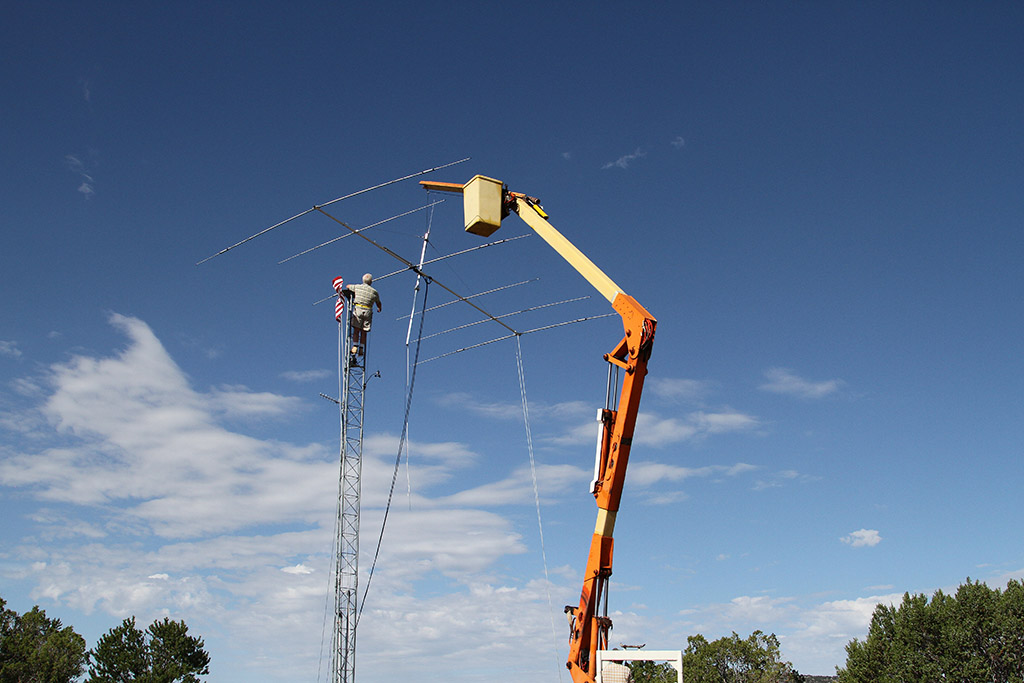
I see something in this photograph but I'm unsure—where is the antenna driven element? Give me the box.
[197,157,469,265]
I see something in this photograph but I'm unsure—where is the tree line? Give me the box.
[837,578,1024,682]
[0,596,209,683]
[626,578,1024,683]
[5,577,1024,682]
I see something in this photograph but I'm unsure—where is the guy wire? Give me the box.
[515,335,565,683]
[357,278,431,625]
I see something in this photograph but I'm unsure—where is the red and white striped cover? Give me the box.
[333,277,344,321]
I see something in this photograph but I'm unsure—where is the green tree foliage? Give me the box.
[837,578,1024,683]
[87,617,210,683]
[627,659,679,683]
[0,596,87,683]
[683,631,803,683]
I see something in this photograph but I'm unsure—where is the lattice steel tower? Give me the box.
[332,300,366,683]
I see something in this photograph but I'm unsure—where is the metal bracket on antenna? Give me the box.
[319,392,340,405]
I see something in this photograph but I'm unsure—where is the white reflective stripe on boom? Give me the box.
[590,409,603,494]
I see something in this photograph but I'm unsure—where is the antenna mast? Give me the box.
[332,297,367,683]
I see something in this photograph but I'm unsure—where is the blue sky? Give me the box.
[2,1,1023,680]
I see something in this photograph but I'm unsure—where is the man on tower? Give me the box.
[346,273,382,356]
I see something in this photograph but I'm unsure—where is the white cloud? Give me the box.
[627,461,755,487]
[208,384,304,418]
[841,529,881,547]
[633,409,759,447]
[624,461,757,505]
[436,389,756,450]
[437,392,592,425]
[77,180,95,198]
[679,590,905,675]
[280,369,332,382]
[696,410,760,434]
[436,391,523,420]
[436,463,588,507]
[670,136,686,148]
[0,313,585,682]
[760,367,842,399]
[647,377,711,402]
[753,469,820,491]
[543,406,759,449]
[64,154,96,198]
[0,314,333,534]
[725,595,797,622]
[602,148,647,170]
[0,340,22,358]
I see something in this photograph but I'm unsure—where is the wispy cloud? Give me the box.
[0,340,22,359]
[841,528,881,548]
[628,461,756,488]
[602,148,646,170]
[760,367,842,399]
[546,408,760,448]
[436,391,524,420]
[208,384,304,418]
[670,136,686,149]
[752,468,820,491]
[635,409,759,446]
[436,392,591,423]
[648,377,712,402]
[64,154,95,199]
[280,369,332,382]
[436,462,588,507]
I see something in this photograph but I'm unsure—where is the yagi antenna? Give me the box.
[374,235,531,282]
[196,157,469,265]
[415,314,617,365]
[419,296,591,342]
[395,279,539,320]
[374,235,528,282]
[313,205,518,334]
[278,200,445,264]
[310,240,531,305]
